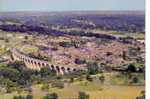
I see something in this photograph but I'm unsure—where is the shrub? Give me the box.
[40,67,56,77]
[78,91,89,99]
[41,83,49,91]
[136,90,145,99]
[106,52,112,56]
[51,82,64,89]
[13,95,25,99]
[70,77,74,83]
[99,75,105,83]
[59,41,72,47]
[132,77,139,83]
[0,77,18,93]
[86,75,93,82]
[24,36,28,40]
[75,58,86,64]
[43,93,58,99]
[26,94,33,99]
[127,64,137,72]
[122,51,127,60]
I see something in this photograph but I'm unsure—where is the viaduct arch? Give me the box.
[11,48,84,75]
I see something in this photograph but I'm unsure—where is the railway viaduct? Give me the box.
[11,48,85,75]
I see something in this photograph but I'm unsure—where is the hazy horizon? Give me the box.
[0,0,145,12]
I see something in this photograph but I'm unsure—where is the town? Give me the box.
[0,11,145,99]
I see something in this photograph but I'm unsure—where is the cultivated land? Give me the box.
[0,11,145,99]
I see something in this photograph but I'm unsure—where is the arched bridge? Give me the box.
[11,48,85,75]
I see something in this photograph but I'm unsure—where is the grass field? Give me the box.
[0,73,144,99]
[0,84,144,99]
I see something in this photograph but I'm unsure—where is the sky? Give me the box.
[0,0,145,12]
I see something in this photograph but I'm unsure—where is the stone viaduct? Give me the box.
[11,48,85,75]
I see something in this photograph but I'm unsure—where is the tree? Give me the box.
[43,93,58,99]
[86,75,93,82]
[13,96,19,99]
[5,38,9,43]
[70,77,74,83]
[99,75,105,84]
[40,67,56,77]
[122,51,127,60]
[127,64,137,72]
[106,52,112,56]
[132,77,139,83]
[136,90,145,99]
[87,62,99,75]
[26,94,33,99]
[59,41,72,47]
[78,92,89,99]
[13,95,25,99]
[51,81,64,89]
[24,36,28,40]
[41,83,49,92]
[0,77,18,93]
[75,58,86,64]
[0,66,20,81]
